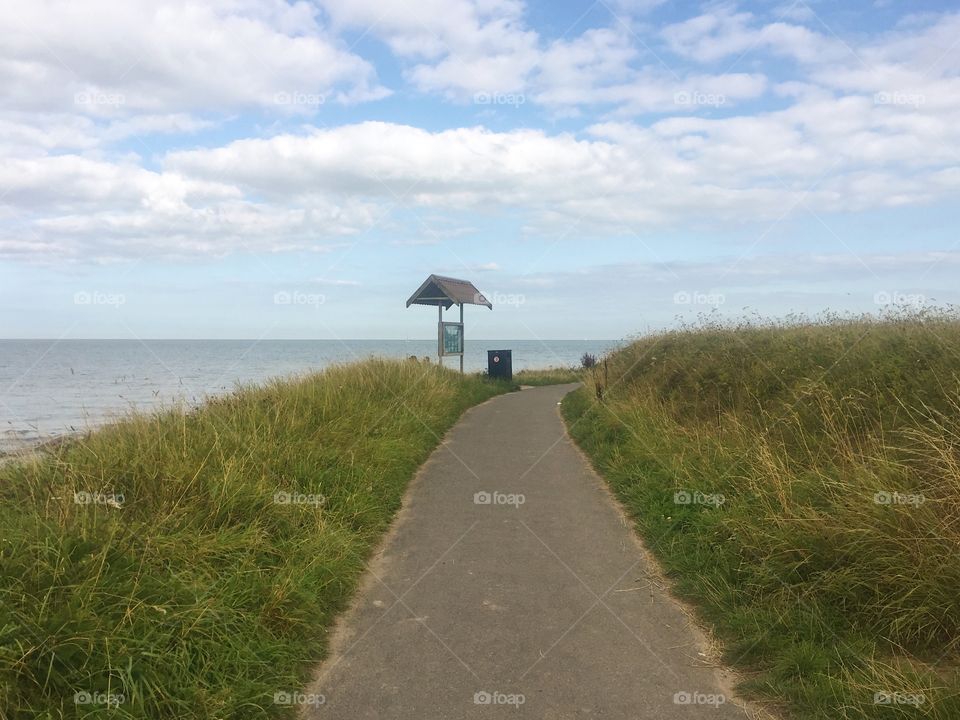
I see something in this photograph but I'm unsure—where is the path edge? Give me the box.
[554,390,782,720]
[301,389,511,713]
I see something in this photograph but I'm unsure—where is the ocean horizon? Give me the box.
[0,338,615,452]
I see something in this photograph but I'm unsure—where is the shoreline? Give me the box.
[0,434,78,467]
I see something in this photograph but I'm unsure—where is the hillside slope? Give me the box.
[0,360,508,719]
[563,312,960,719]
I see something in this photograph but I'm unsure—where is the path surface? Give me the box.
[306,384,750,719]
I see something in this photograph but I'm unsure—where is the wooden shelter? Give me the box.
[406,274,492,371]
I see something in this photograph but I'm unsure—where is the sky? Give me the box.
[0,0,958,340]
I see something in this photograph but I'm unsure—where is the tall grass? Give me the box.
[563,310,960,719]
[513,367,583,386]
[0,360,508,719]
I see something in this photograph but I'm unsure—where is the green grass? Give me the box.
[0,359,510,719]
[562,310,960,719]
[513,367,583,386]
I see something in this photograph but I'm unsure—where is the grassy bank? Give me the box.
[0,360,509,719]
[513,367,583,386]
[562,312,960,719]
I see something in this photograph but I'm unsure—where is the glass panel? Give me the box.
[442,324,463,354]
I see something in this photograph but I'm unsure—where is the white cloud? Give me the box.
[527,26,767,115]
[4,75,957,263]
[0,153,380,261]
[661,7,847,64]
[316,0,764,115]
[0,113,101,158]
[163,101,959,227]
[2,3,960,267]
[0,0,388,115]
[0,111,215,159]
[811,12,960,109]
[319,0,539,96]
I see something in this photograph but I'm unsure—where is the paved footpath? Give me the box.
[306,384,752,719]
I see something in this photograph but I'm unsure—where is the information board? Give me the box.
[439,322,464,356]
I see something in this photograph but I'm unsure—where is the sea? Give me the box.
[0,339,615,453]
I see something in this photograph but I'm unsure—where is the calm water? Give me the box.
[0,339,613,452]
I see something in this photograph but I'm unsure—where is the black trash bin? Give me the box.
[487,349,512,381]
